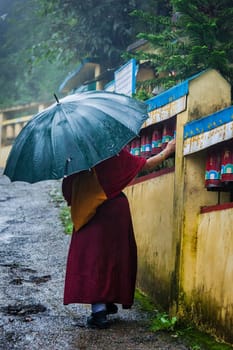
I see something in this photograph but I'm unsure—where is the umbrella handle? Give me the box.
[54,94,60,104]
[64,157,72,176]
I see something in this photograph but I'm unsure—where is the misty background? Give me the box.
[0,0,232,109]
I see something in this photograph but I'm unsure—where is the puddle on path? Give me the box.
[1,303,47,316]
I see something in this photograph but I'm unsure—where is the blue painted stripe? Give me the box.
[145,80,189,111]
[145,71,205,112]
[132,59,137,94]
[184,106,233,139]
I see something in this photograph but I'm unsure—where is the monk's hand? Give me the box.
[163,139,176,158]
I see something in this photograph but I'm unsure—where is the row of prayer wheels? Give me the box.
[205,140,233,188]
[129,119,176,158]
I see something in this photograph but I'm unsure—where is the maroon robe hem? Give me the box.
[63,193,137,306]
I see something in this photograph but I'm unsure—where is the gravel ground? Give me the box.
[0,171,190,350]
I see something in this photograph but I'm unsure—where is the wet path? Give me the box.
[0,171,189,349]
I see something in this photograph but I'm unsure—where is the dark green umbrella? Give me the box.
[4,91,148,183]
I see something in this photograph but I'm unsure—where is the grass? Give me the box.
[49,187,73,235]
[59,206,73,234]
[135,289,233,350]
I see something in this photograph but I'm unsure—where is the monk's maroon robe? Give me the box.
[62,149,146,307]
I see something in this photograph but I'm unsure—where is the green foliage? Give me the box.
[0,0,164,108]
[133,84,153,101]
[134,289,157,313]
[150,312,178,332]
[34,0,158,68]
[135,289,178,331]
[130,0,233,96]
[135,289,233,350]
[59,207,73,235]
[1,0,233,107]
[177,327,233,350]
[172,0,233,81]
[0,0,74,108]
[49,187,73,235]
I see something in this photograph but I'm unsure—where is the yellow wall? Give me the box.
[192,207,233,341]
[173,70,232,342]
[178,152,230,297]
[124,171,175,308]
[187,69,231,119]
[173,69,230,292]
[125,69,233,343]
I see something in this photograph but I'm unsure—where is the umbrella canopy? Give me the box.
[4,91,148,183]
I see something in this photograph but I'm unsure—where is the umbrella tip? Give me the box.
[54,93,60,104]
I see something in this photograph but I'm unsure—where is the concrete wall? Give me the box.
[192,206,233,341]
[124,170,175,308]
[125,69,233,343]
[187,69,230,120]
[175,70,232,343]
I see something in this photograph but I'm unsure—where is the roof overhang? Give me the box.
[59,58,99,94]
[126,39,149,53]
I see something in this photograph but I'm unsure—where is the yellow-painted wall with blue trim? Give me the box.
[125,69,233,343]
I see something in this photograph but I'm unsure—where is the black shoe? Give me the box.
[106,303,118,315]
[87,310,109,329]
